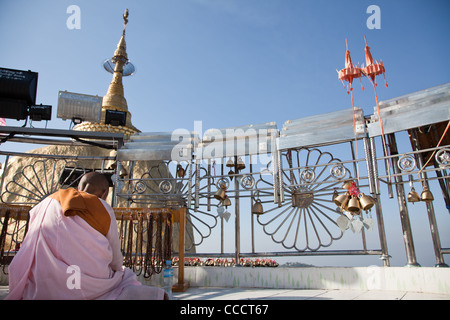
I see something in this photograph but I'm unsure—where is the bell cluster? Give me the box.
[333,180,376,215]
[213,156,246,208]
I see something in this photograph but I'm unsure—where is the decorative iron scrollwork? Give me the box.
[435,148,450,168]
[397,155,416,172]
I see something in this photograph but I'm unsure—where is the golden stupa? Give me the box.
[73,9,139,139]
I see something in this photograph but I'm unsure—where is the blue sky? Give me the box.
[2,0,449,132]
[1,0,450,266]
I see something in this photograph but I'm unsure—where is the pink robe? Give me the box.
[6,196,165,300]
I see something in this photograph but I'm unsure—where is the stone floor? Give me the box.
[172,287,450,300]
[2,285,450,300]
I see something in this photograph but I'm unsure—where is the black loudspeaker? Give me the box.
[105,109,127,126]
[0,67,39,120]
[29,104,52,121]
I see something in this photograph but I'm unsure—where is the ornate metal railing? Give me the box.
[0,83,449,268]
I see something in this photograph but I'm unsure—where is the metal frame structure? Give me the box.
[115,83,449,267]
[0,83,449,270]
[366,83,450,267]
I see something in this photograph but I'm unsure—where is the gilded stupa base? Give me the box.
[73,121,139,140]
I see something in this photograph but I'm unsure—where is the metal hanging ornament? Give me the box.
[222,196,231,208]
[408,187,421,203]
[359,193,375,211]
[176,163,186,178]
[214,187,227,201]
[361,36,391,181]
[332,180,375,233]
[362,36,388,88]
[236,157,246,171]
[338,39,363,94]
[252,199,264,215]
[407,176,420,204]
[420,185,434,202]
[226,157,234,168]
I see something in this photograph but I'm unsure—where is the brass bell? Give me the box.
[359,193,375,211]
[333,192,350,208]
[226,157,234,168]
[420,185,434,202]
[176,164,186,178]
[236,157,246,171]
[214,188,227,201]
[347,195,361,214]
[252,199,264,215]
[342,181,353,190]
[341,199,350,213]
[222,196,231,207]
[407,187,421,203]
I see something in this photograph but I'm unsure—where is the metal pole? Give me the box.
[207,159,211,211]
[194,159,200,211]
[388,133,420,267]
[220,160,224,254]
[250,158,255,253]
[369,137,381,195]
[127,161,135,208]
[220,216,224,254]
[433,163,450,214]
[366,137,390,266]
[363,137,375,195]
[113,160,121,207]
[374,195,390,266]
[234,155,241,266]
[410,129,447,267]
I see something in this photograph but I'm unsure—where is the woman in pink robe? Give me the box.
[6,172,165,300]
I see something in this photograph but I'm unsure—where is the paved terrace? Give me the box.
[2,266,450,300]
[1,285,449,300]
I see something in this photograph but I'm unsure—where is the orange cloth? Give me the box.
[49,188,111,237]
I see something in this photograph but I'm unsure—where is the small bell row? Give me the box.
[407,185,434,203]
[226,156,246,171]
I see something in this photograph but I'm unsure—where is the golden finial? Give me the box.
[122,9,129,34]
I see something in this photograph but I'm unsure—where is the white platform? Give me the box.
[140,266,450,295]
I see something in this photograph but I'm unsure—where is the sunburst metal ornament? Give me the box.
[255,148,351,251]
[1,159,86,206]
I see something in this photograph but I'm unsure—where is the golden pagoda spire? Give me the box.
[74,9,139,138]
